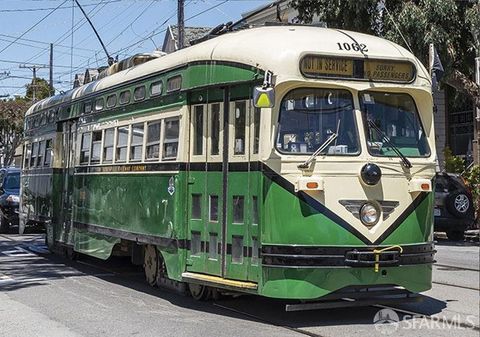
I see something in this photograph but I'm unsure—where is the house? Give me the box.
[162,25,212,53]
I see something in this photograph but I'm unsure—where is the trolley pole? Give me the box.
[177,0,185,50]
[474,57,480,165]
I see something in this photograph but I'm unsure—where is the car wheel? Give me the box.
[446,191,471,218]
[446,230,464,241]
[0,216,9,234]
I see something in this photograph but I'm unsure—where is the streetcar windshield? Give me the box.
[276,88,359,155]
[360,91,430,157]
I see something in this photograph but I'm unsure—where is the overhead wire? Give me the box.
[0,0,69,56]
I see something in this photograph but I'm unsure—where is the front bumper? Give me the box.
[262,242,435,268]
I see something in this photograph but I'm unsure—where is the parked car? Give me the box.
[0,167,20,233]
[434,172,475,240]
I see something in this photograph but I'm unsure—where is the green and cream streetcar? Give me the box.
[20,25,436,306]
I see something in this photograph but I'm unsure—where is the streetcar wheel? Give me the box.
[188,283,209,301]
[143,245,159,286]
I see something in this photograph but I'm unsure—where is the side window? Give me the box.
[91,131,102,164]
[80,133,91,164]
[166,76,182,93]
[37,140,46,167]
[150,81,162,96]
[163,119,179,160]
[193,105,204,156]
[24,143,31,169]
[83,102,92,114]
[95,98,104,111]
[133,86,146,101]
[234,101,246,155]
[116,126,129,162]
[210,103,221,156]
[119,90,131,105]
[103,128,114,163]
[44,139,53,167]
[146,121,161,160]
[31,142,38,168]
[130,123,144,161]
[106,94,117,108]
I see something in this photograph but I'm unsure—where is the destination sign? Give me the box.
[300,55,353,77]
[364,60,415,82]
[300,55,415,83]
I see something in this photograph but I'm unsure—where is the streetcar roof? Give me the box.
[26,25,429,116]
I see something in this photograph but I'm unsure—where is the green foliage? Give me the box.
[291,0,479,91]
[0,98,30,167]
[25,77,51,101]
[443,147,464,173]
[464,165,480,221]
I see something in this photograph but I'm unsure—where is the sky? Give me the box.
[0,0,272,98]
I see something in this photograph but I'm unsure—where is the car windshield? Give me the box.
[360,91,430,157]
[4,172,20,190]
[276,88,359,155]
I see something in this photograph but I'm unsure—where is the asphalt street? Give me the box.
[0,233,478,337]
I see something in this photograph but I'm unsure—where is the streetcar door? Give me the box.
[187,100,224,277]
[59,120,76,244]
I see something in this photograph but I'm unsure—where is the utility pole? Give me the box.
[49,43,54,96]
[19,63,49,102]
[177,0,185,50]
[474,57,480,164]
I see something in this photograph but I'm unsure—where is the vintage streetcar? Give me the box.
[20,25,436,309]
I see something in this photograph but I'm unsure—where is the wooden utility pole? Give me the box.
[474,57,480,164]
[177,0,185,50]
[19,63,49,102]
[49,43,54,96]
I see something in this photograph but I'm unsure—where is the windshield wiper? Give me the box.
[367,119,412,169]
[298,133,338,170]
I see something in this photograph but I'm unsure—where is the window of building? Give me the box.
[91,131,102,164]
[163,119,179,160]
[106,94,117,108]
[130,123,144,161]
[95,98,104,111]
[146,121,161,160]
[133,86,146,101]
[80,133,91,164]
[193,105,204,155]
[150,81,162,96]
[116,126,129,162]
[103,128,114,163]
[119,90,131,105]
[44,139,53,167]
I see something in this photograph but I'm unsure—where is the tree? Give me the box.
[291,0,480,109]
[25,77,51,102]
[0,98,29,167]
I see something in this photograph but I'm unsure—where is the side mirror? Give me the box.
[253,86,275,108]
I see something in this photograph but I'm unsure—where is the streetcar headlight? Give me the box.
[360,203,380,226]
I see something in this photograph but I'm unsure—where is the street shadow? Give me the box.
[0,238,449,331]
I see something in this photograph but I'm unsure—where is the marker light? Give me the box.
[306,182,319,189]
[360,203,380,227]
[421,183,430,191]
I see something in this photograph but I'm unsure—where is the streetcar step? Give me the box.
[181,272,257,290]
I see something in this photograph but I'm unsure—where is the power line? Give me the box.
[0,0,122,13]
[0,0,69,56]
